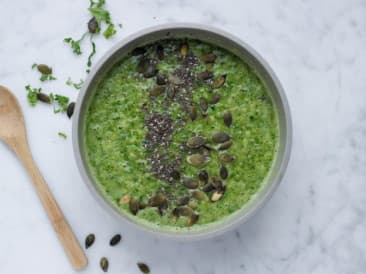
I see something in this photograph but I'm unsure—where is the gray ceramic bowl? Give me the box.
[72,23,292,240]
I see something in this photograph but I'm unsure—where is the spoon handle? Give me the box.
[13,141,88,270]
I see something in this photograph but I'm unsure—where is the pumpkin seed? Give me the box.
[211,191,223,202]
[213,74,226,88]
[211,177,223,190]
[197,71,213,81]
[148,193,167,207]
[183,177,199,189]
[220,153,236,163]
[202,183,215,193]
[223,111,232,127]
[158,200,168,216]
[37,64,52,75]
[129,198,139,215]
[220,165,228,179]
[191,190,206,201]
[200,53,216,63]
[198,170,209,183]
[199,97,208,112]
[176,196,190,206]
[188,200,197,210]
[218,140,232,150]
[170,169,180,180]
[67,102,75,118]
[139,202,147,209]
[100,257,109,272]
[180,42,189,57]
[119,194,130,205]
[156,73,167,85]
[209,93,221,104]
[136,58,149,73]
[188,106,197,121]
[88,17,98,33]
[149,86,165,97]
[187,154,210,167]
[166,86,176,99]
[85,233,95,249]
[187,213,199,226]
[131,47,146,56]
[137,262,150,274]
[36,93,51,104]
[177,206,194,217]
[156,44,164,60]
[109,234,121,246]
[212,132,230,143]
[168,74,184,85]
[187,136,206,149]
[143,63,158,78]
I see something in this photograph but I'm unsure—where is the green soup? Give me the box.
[84,39,279,231]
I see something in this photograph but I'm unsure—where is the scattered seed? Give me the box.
[188,106,197,121]
[213,74,226,88]
[220,153,236,163]
[177,206,194,217]
[211,191,223,202]
[109,234,121,246]
[187,213,199,226]
[200,53,216,63]
[136,58,149,73]
[158,200,168,216]
[129,198,139,215]
[143,63,158,78]
[198,170,209,183]
[183,177,199,189]
[100,257,109,272]
[149,86,165,97]
[156,44,164,60]
[168,74,184,85]
[37,64,52,75]
[202,183,215,193]
[176,196,190,206]
[36,93,51,103]
[139,202,147,209]
[212,132,230,143]
[166,86,176,99]
[85,233,95,249]
[188,200,197,210]
[137,262,150,274]
[187,136,206,149]
[209,93,221,104]
[156,73,167,85]
[180,42,189,57]
[223,111,232,127]
[191,190,206,201]
[197,71,213,81]
[220,165,228,179]
[187,154,210,167]
[218,140,232,150]
[211,177,223,190]
[88,17,98,33]
[199,97,208,112]
[131,47,146,56]
[148,193,167,207]
[119,194,130,205]
[67,102,75,118]
[170,169,180,180]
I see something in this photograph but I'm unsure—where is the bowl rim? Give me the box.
[72,23,292,240]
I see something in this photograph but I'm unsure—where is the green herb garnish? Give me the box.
[32,63,57,82]
[25,85,41,106]
[50,94,70,113]
[58,132,67,139]
[66,77,84,90]
[40,74,57,82]
[63,34,87,55]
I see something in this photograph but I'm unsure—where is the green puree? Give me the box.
[84,39,279,231]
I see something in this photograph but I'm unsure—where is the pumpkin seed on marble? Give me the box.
[218,140,232,150]
[67,102,75,118]
[223,111,232,127]
[100,257,109,272]
[213,74,226,88]
[109,234,121,246]
[219,153,236,163]
[137,262,150,274]
[187,154,210,167]
[37,64,52,75]
[187,136,206,149]
[85,233,95,249]
[88,17,98,33]
[183,177,199,189]
[200,53,216,63]
[212,132,230,143]
[36,93,51,104]
[220,165,228,179]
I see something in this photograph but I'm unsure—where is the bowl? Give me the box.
[72,23,292,240]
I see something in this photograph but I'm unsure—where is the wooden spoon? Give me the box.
[0,85,87,270]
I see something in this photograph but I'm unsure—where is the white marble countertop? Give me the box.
[1,0,365,273]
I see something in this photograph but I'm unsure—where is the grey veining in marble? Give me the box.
[0,0,365,273]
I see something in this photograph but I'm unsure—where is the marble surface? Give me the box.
[0,0,365,273]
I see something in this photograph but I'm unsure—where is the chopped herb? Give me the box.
[66,78,84,90]
[118,23,123,28]
[51,94,70,113]
[40,74,57,82]
[64,33,87,55]
[103,23,116,39]
[87,40,96,67]
[25,85,41,106]
[58,132,67,139]
[31,63,37,69]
